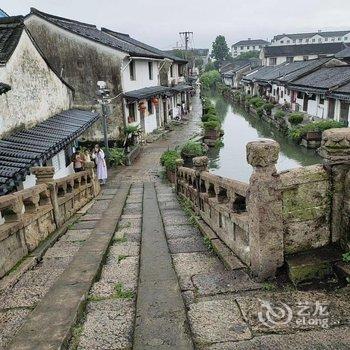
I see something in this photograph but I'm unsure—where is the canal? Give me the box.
[207,93,322,182]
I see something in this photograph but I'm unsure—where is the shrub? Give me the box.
[108,148,126,166]
[181,141,205,158]
[124,125,139,135]
[203,120,221,131]
[200,70,221,90]
[263,102,274,114]
[160,150,180,172]
[201,113,217,122]
[289,120,345,141]
[249,96,265,109]
[257,106,264,117]
[275,109,286,119]
[288,112,304,125]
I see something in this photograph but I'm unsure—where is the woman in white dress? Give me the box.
[92,144,107,184]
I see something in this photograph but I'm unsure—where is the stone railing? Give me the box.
[0,162,100,278]
[176,128,350,281]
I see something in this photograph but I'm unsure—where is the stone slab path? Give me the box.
[133,182,193,349]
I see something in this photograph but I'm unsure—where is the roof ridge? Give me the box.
[29,8,96,28]
[101,28,130,37]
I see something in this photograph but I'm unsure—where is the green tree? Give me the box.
[200,70,221,90]
[233,51,260,60]
[211,35,231,64]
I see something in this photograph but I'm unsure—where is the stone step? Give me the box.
[7,183,131,350]
[285,245,342,286]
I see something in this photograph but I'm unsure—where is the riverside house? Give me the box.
[25,8,190,137]
[240,57,350,124]
[0,15,100,195]
[260,42,346,66]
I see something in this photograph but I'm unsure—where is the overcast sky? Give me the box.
[3,0,350,50]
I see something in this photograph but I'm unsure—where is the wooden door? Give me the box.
[328,98,335,119]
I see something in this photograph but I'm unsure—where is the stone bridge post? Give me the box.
[246,140,284,281]
[31,166,63,227]
[85,161,100,197]
[175,158,184,194]
[193,156,209,209]
[318,128,350,249]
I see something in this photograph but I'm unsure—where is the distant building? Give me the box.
[0,9,8,18]
[260,42,346,66]
[271,30,350,46]
[231,39,269,58]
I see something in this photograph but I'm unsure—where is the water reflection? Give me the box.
[207,93,322,182]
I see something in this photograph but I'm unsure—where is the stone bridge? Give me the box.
[0,96,350,349]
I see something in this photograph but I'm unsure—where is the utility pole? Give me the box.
[179,31,193,76]
[96,81,110,156]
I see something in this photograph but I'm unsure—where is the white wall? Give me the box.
[231,42,266,57]
[122,58,160,92]
[0,30,72,137]
[271,32,350,46]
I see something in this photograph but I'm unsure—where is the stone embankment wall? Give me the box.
[176,128,350,280]
[0,163,100,278]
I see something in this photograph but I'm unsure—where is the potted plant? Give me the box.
[180,141,205,166]
[160,150,181,183]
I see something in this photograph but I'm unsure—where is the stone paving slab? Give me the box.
[168,236,208,253]
[133,182,193,350]
[0,285,48,309]
[118,218,142,229]
[158,201,182,211]
[0,309,31,349]
[203,326,350,350]
[80,214,103,221]
[100,257,138,292]
[59,229,93,243]
[123,203,143,214]
[165,225,200,239]
[187,299,252,346]
[163,214,190,226]
[71,221,97,230]
[236,290,350,334]
[87,199,111,214]
[77,300,135,350]
[108,242,140,258]
[40,256,73,270]
[172,252,225,291]
[44,241,82,259]
[15,267,65,289]
[192,270,262,296]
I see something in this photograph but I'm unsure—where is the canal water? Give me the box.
[207,93,322,182]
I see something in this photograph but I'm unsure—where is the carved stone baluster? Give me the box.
[246,140,283,281]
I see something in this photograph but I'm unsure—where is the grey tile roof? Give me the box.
[0,82,11,94]
[263,42,346,57]
[0,9,8,17]
[242,58,331,83]
[273,31,350,41]
[0,109,100,195]
[335,46,350,59]
[0,16,24,64]
[101,28,187,63]
[289,65,350,89]
[232,39,269,47]
[29,8,163,59]
[276,57,332,82]
[124,86,172,101]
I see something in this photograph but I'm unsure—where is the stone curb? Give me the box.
[194,217,246,271]
[7,183,131,350]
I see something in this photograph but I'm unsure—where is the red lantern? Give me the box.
[138,103,146,111]
[152,97,159,105]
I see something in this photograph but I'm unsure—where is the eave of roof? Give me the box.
[0,109,100,195]
[0,82,11,95]
[28,8,163,59]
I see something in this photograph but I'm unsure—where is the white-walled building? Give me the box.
[26,8,189,137]
[271,30,350,46]
[0,16,100,195]
[260,42,346,66]
[231,39,269,58]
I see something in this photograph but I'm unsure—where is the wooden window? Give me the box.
[148,62,153,80]
[128,103,136,122]
[269,57,277,66]
[147,100,153,114]
[170,64,173,77]
[319,97,325,105]
[129,61,136,80]
[286,56,294,63]
[303,56,309,61]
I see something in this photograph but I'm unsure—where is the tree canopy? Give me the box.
[211,35,231,63]
[233,50,260,61]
